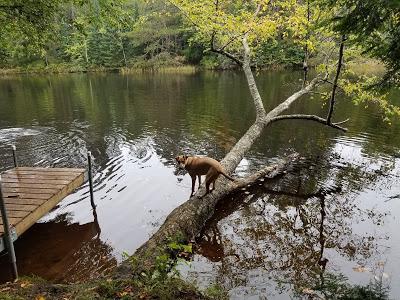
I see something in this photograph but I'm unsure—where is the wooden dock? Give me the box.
[0,167,86,251]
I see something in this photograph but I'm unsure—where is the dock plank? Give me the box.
[1,178,72,185]
[4,170,82,177]
[4,198,46,206]
[2,187,60,194]
[3,193,56,200]
[15,167,85,173]
[2,174,78,180]
[0,182,65,189]
[0,203,37,211]
[0,210,30,219]
[0,167,85,238]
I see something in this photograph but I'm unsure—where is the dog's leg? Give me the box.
[211,175,218,191]
[211,179,216,191]
[203,171,212,196]
[191,175,196,196]
[198,175,201,189]
[204,171,218,196]
[204,181,211,196]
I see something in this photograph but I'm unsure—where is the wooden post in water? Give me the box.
[87,151,96,209]
[12,145,17,167]
[0,178,18,280]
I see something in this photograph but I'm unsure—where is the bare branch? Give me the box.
[209,48,243,66]
[326,35,346,124]
[269,114,348,131]
[323,79,345,91]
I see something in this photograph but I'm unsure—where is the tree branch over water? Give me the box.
[115,1,350,278]
[327,35,346,124]
[269,114,348,132]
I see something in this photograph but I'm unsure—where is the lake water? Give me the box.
[0,71,399,299]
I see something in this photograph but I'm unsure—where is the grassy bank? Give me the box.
[0,237,227,300]
[0,64,198,75]
[0,59,386,76]
[0,276,227,300]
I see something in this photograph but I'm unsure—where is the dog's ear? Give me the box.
[184,155,188,160]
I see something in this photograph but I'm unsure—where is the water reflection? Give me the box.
[0,212,115,283]
[0,72,399,298]
[183,143,397,299]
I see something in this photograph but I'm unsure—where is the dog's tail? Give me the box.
[220,171,235,181]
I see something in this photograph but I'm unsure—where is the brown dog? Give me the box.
[175,155,234,196]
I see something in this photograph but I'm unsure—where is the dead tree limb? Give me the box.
[326,35,346,124]
[269,114,348,131]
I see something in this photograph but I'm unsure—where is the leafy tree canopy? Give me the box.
[321,0,400,86]
[0,0,131,61]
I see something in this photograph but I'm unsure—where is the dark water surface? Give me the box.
[0,72,399,298]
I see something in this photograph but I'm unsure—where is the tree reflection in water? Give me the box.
[0,211,116,283]
[191,152,392,297]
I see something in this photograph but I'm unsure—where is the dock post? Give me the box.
[12,145,17,167]
[0,178,18,280]
[87,151,96,209]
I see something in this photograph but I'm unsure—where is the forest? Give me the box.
[0,0,345,71]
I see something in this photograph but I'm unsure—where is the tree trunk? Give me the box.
[114,37,324,278]
[84,39,89,64]
[121,38,128,68]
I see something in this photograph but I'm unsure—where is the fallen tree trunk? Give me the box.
[115,36,347,278]
[115,154,299,278]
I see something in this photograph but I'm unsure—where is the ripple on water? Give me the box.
[0,127,46,142]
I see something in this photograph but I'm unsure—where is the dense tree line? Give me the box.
[1,0,399,74]
[0,0,306,70]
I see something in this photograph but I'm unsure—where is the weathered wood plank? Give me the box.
[3,193,55,200]
[2,174,78,180]
[5,170,83,177]
[2,187,60,195]
[1,182,65,189]
[15,167,85,173]
[0,203,37,211]
[0,210,30,219]
[3,198,46,206]
[1,178,71,185]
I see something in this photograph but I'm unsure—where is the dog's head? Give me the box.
[175,155,188,169]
